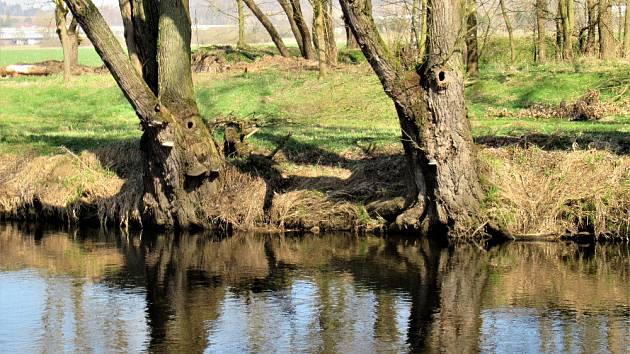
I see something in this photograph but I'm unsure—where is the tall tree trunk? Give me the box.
[242,0,290,57]
[535,0,547,62]
[118,0,142,73]
[465,0,479,76]
[54,1,72,82]
[313,0,328,77]
[346,21,359,49]
[279,0,303,55]
[411,0,420,55]
[555,3,564,60]
[237,0,246,48]
[599,0,616,59]
[565,0,574,59]
[584,0,597,55]
[340,0,483,234]
[291,0,315,59]
[65,0,223,229]
[323,0,338,66]
[624,0,630,58]
[499,0,516,65]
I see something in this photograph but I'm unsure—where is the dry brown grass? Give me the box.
[482,147,630,239]
[2,143,629,239]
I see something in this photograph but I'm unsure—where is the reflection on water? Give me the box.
[0,224,628,353]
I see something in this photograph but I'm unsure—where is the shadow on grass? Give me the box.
[475,131,630,154]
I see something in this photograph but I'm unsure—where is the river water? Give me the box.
[0,224,628,353]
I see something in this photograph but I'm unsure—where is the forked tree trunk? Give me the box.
[279,0,304,55]
[291,0,315,59]
[54,1,73,82]
[242,0,290,57]
[65,0,223,229]
[499,0,516,65]
[535,0,547,62]
[599,0,616,59]
[465,0,479,76]
[340,0,483,234]
[237,0,246,48]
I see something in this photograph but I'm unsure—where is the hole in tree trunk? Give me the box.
[438,71,446,82]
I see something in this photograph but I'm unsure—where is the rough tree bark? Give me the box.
[340,0,484,235]
[65,0,223,229]
[237,0,246,48]
[499,0,516,65]
[290,0,315,59]
[278,0,303,54]
[465,0,479,76]
[345,0,371,49]
[535,0,547,62]
[599,0,616,59]
[242,0,290,57]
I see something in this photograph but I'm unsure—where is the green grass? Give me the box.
[0,47,103,67]
[0,47,629,157]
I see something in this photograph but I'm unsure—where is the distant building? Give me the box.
[0,25,53,46]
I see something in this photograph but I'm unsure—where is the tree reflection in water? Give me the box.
[0,224,628,353]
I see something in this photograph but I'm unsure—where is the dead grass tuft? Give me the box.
[482,147,630,239]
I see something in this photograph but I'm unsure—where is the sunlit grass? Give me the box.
[0,47,628,156]
[0,47,103,67]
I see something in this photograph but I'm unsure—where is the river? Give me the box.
[0,224,628,353]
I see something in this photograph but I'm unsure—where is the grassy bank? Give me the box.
[1,48,629,238]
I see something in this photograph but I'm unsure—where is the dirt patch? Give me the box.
[486,90,629,121]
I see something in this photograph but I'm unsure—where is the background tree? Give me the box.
[499,0,516,65]
[53,0,79,82]
[599,0,616,59]
[242,0,290,57]
[624,0,630,58]
[535,0,547,62]
[290,0,315,59]
[583,0,597,55]
[340,0,485,234]
[466,0,479,76]
[65,0,223,229]
[237,0,246,47]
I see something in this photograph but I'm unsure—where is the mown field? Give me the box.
[1,46,630,237]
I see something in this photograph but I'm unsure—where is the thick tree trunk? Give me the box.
[65,0,222,229]
[242,0,290,57]
[118,0,142,74]
[340,0,483,234]
[499,0,516,65]
[584,0,597,55]
[599,0,616,59]
[557,0,573,59]
[279,0,303,55]
[54,1,72,82]
[624,0,630,58]
[291,0,315,59]
[465,0,479,76]
[237,0,246,48]
[535,0,547,62]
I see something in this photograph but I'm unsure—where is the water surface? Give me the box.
[0,224,628,353]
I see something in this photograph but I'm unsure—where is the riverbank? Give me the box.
[1,51,629,239]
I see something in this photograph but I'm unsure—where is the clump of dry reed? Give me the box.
[482,147,630,239]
